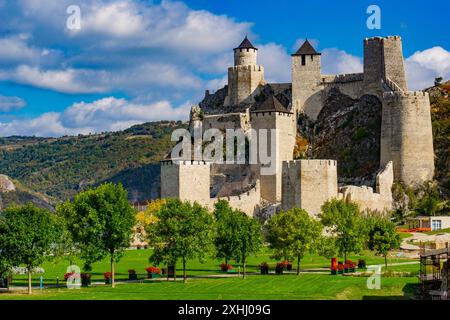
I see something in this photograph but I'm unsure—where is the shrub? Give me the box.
[103,272,112,279]
[128,269,136,274]
[80,273,91,279]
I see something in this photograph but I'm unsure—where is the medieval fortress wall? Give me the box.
[281,160,338,216]
[160,35,435,218]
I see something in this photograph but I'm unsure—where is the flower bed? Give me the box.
[220,263,233,272]
[145,267,161,279]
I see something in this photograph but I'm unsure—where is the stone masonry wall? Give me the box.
[292,54,322,119]
[381,91,435,185]
[225,65,265,106]
[281,159,338,216]
[339,161,393,213]
[251,111,296,203]
[161,161,211,206]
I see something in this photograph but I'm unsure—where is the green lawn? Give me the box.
[5,248,417,287]
[0,274,418,300]
[0,248,420,300]
[424,228,450,235]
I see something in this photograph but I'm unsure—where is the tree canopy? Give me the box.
[58,183,136,288]
[146,199,214,283]
[0,203,63,293]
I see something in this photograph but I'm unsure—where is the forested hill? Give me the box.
[0,121,186,208]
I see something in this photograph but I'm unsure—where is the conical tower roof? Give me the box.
[292,39,320,56]
[234,36,257,50]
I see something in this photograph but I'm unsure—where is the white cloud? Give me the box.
[405,46,450,90]
[258,43,291,83]
[0,94,26,112]
[321,48,363,75]
[0,96,191,137]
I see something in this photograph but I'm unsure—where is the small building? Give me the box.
[412,216,450,231]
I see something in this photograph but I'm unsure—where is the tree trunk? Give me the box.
[344,252,347,263]
[27,268,32,294]
[297,255,301,276]
[384,255,388,269]
[183,257,187,283]
[242,258,246,279]
[111,257,115,288]
[225,257,228,265]
[174,263,177,281]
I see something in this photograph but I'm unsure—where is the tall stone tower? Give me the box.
[160,160,211,205]
[250,96,296,203]
[381,91,435,185]
[224,37,265,107]
[363,36,435,185]
[363,36,408,97]
[291,39,322,119]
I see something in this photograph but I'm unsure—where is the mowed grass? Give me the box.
[5,248,417,287]
[0,274,418,300]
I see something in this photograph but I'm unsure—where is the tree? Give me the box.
[267,208,322,275]
[0,204,63,294]
[146,199,214,283]
[58,183,135,288]
[135,199,164,242]
[232,213,262,279]
[435,77,443,86]
[319,199,366,262]
[213,200,240,265]
[366,216,401,268]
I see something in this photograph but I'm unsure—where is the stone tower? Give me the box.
[281,160,338,216]
[363,36,408,97]
[160,160,211,205]
[381,91,435,185]
[291,39,322,119]
[361,36,435,185]
[250,96,296,203]
[224,37,265,107]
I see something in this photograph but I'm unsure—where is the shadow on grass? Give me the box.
[362,283,419,300]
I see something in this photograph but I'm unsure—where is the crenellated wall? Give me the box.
[160,160,211,206]
[281,159,338,216]
[225,65,265,107]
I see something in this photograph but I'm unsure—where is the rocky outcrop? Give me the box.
[0,174,15,193]
[298,88,382,186]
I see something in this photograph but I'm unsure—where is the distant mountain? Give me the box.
[0,121,186,207]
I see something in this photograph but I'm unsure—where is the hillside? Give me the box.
[426,80,450,195]
[0,121,186,206]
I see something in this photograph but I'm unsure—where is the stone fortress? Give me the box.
[160,35,435,218]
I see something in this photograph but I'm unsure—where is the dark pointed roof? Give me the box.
[234,36,257,50]
[292,39,320,56]
[251,95,292,114]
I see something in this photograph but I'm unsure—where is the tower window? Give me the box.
[301,55,306,65]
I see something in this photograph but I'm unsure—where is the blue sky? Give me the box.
[0,0,449,137]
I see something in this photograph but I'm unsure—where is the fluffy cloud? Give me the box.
[0,94,26,112]
[0,97,191,137]
[405,46,450,90]
[321,48,363,75]
[258,43,291,83]
[0,0,251,95]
